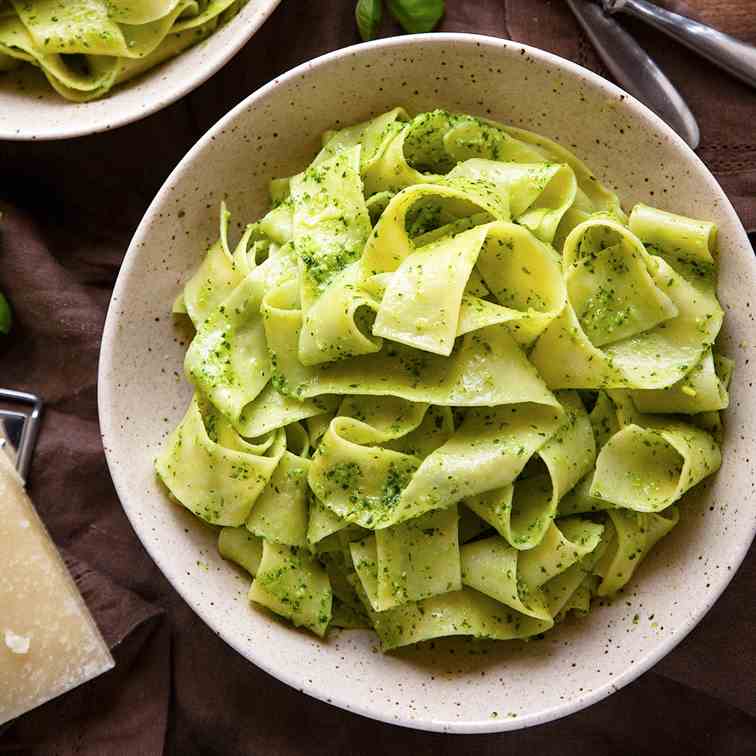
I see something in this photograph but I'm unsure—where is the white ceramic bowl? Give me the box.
[99,34,756,733]
[0,0,280,141]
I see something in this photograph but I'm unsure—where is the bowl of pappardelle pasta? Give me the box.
[99,34,756,732]
[0,0,280,140]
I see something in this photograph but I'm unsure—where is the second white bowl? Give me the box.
[0,0,280,140]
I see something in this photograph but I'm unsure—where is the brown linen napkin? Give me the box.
[0,2,754,755]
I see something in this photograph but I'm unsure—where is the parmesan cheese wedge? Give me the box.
[0,452,113,725]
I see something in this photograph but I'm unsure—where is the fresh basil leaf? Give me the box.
[0,292,11,335]
[387,0,444,34]
[356,0,383,42]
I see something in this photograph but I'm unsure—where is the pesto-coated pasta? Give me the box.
[0,1,246,101]
[156,108,727,650]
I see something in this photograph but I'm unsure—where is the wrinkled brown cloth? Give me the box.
[1,1,754,754]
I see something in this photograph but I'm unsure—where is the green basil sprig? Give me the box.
[388,0,445,33]
[356,0,382,42]
[0,292,11,335]
[355,0,445,41]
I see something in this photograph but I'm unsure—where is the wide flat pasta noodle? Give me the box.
[461,518,603,620]
[629,203,716,264]
[249,541,332,637]
[560,388,721,516]
[590,421,721,512]
[359,179,509,279]
[530,216,722,389]
[309,400,566,530]
[179,203,249,327]
[12,0,193,57]
[246,451,310,547]
[234,382,337,439]
[306,401,424,529]
[629,349,731,414]
[357,584,553,651]
[0,15,120,96]
[594,507,679,595]
[466,391,595,548]
[155,395,286,526]
[307,495,349,546]
[541,539,605,618]
[218,527,263,576]
[291,146,377,366]
[184,240,297,426]
[448,159,577,243]
[172,0,238,31]
[263,281,558,408]
[159,108,727,647]
[1,0,238,100]
[374,221,565,354]
[316,107,409,186]
[106,0,183,24]
[351,505,461,612]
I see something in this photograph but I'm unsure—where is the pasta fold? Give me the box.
[158,107,727,647]
[0,0,240,100]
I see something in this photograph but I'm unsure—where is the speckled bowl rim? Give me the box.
[99,33,756,733]
[0,0,281,141]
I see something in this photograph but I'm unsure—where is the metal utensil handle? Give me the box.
[0,388,43,481]
[567,0,700,148]
[606,0,756,89]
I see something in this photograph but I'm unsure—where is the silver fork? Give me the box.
[603,0,756,89]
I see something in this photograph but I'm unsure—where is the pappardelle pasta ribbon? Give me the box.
[0,0,245,100]
[156,108,727,650]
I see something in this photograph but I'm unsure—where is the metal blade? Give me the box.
[0,389,43,482]
[566,0,700,149]
[0,411,26,466]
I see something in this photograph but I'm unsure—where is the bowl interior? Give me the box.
[99,34,756,733]
[0,0,280,140]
